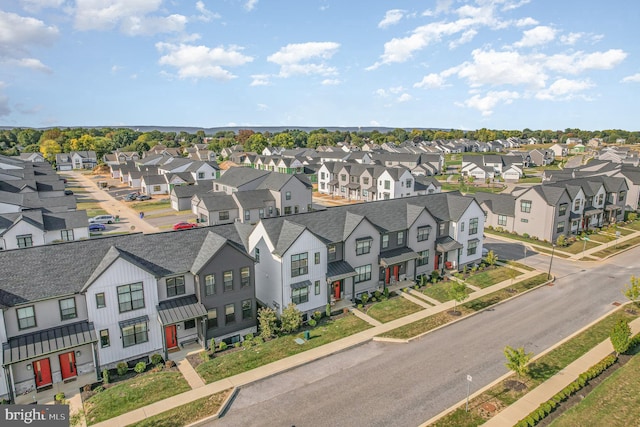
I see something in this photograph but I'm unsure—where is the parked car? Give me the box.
[136,194,152,201]
[482,247,489,257]
[64,189,74,195]
[123,192,138,201]
[89,215,115,224]
[89,223,106,232]
[173,222,198,230]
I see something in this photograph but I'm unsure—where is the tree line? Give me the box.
[1,126,638,163]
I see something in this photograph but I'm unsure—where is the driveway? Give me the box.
[61,171,160,234]
[207,248,636,427]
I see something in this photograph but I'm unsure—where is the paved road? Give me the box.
[208,247,636,427]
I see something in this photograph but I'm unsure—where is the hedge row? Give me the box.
[514,354,618,427]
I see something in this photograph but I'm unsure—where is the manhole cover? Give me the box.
[612,302,621,306]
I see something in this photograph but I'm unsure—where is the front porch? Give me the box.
[157,295,207,359]
[14,371,95,405]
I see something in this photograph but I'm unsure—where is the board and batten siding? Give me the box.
[343,219,380,298]
[4,296,89,338]
[281,229,327,315]
[408,208,438,278]
[249,223,282,311]
[0,314,9,399]
[456,200,485,267]
[85,257,163,368]
[157,273,196,301]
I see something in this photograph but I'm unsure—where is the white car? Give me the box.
[89,215,115,224]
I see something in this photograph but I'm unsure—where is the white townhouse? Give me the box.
[0,210,89,250]
[377,168,415,199]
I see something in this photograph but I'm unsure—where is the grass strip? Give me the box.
[84,371,191,425]
[432,307,639,426]
[365,297,424,323]
[196,314,371,384]
[126,389,232,427]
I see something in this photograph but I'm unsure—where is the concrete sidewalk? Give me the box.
[90,266,546,427]
[484,316,640,426]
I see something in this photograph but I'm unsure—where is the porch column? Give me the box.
[91,342,100,382]
[351,277,355,302]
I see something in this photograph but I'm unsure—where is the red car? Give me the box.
[173,222,198,230]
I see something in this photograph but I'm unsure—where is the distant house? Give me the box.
[56,151,97,171]
[17,152,45,163]
[0,210,89,250]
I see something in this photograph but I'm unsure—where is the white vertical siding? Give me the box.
[344,220,380,296]
[85,258,163,367]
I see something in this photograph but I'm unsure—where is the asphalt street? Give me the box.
[208,242,638,427]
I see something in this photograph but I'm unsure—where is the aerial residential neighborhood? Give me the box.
[2,1,640,426]
[1,124,640,427]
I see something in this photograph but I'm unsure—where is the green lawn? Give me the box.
[382,274,548,340]
[505,261,535,271]
[365,297,423,323]
[196,314,372,383]
[590,236,640,258]
[127,390,232,427]
[620,220,640,231]
[550,353,640,427]
[485,229,554,247]
[130,199,171,211]
[84,371,191,425]
[561,239,601,254]
[518,177,543,183]
[585,233,616,243]
[422,281,471,303]
[465,266,523,289]
[433,307,639,426]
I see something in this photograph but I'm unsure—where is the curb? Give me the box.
[421,300,633,426]
[184,387,238,427]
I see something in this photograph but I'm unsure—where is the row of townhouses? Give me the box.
[0,192,484,402]
[56,151,98,171]
[0,156,88,250]
[475,176,628,243]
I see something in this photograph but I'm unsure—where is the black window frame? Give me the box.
[417,250,429,266]
[205,274,216,296]
[100,329,110,348]
[59,297,77,321]
[467,240,479,256]
[314,252,320,264]
[381,234,389,249]
[285,191,291,200]
[498,215,507,226]
[61,229,74,242]
[95,292,106,309]
[469,218,479,235]
[166,276,186,298]
[219,211,230,221]
[397,231,404,245]
[184,319,196,330]
[240,267,250,288]
[117,282,145,313]
[291,286,309,304]
[355,239,371,255]
[207,308,218,329]
[354,264,372,283]
[223,270,233,292]
[417,226,431,241]
[225,303,235,324]
[291,252,308,277]
[121,321,149,348]
[315,280,321,295]
[17,305,36,330]
[559,203,568,216]
[521,200,532,213]
[17,234,33,248]
[242,299,252,320]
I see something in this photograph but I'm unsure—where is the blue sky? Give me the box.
[1,0,639,131]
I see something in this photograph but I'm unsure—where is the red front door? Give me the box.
[434,254,440,270]
[165,325,178,349]
[385,268,390,284]
[393,265,400,281]
[333,281,341,300]
[59,351,77,380]
[33,358,52,388]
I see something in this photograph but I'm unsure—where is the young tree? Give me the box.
[504,345,533,384]
[257,307,278,340]
[280,303,302,334]
[448,280,468,314]
[556,234,566,247]
[623,275,640,307]
[610,319,631,355]
[485,250,498,267]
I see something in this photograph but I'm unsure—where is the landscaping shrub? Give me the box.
[313,310,322,322]
[371,297,377,302]
[165,360,176,369]
[116,362,128,376]
[218,341,227,351]
[55,392,65,402]
[280,303,303,334]
[360,293,369,305]
[325,304,331,318]
[151,353,163,366]
[234,342,241,348]
[94,386,104,393]
[200,351,210,362]
[357,304,363,309]
[101,369,109,384]
[522,233,530,239]
[308,318,317,327]
[134,362,146,374]
[83,384,92,393]
[383,288,389,298]
[374,290,381,299]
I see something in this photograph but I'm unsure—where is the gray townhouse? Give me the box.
[0,223,256,402]
[248,192,485,319]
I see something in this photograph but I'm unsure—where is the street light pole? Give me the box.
[547,244,556,280]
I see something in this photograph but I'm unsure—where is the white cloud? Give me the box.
[435,0,453,14]
[513,25,556,48]
[515,17,538,27]
[0,85,9,117]
[156,42,253,80]
[397,93,412,102]
[622,73,640,83]
[378,9,405,28]
[268,42,340,78]
[250,74,271,86]
[535,78,593,100]
[460,90,520,116]
[4,58,52,73]
[121,14,187,36]
[195,1,220,22]
[560,32,583,45]
[0,11,59,56]
[257,103,268,111]
[544,49,627,74]
[414,73,446,89]
[449,29,477,49]
[453,49,548,89]
[20,0,64,12]
[245,0,258,11]
[111,65,121,73]
[502,0,531,11]
[321,79,341,85]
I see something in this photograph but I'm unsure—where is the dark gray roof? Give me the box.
[141,174,167,185]
[171,184,210,198]
[473,193,516,216]
[157,295,207,325]
[436,236,464,252]
[199,193,237,211]
[233,189,275,209]
[379,247,419,266]
[0,223,252,307]
[217,167,270,188]
[327,260,357,281]
[2,321,97,365]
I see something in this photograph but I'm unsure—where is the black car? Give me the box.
[64,190,74,195]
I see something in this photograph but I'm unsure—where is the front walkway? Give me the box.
[168,343,206,389]
[484,316,640,426]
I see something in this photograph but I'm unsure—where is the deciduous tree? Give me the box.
[623,275,640,306]
[448,280,468,313]
[504,345,533,383]
[39,139,61,162]
[257,307,278,340]
[280,303,302,334]
[610,319,631,355]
